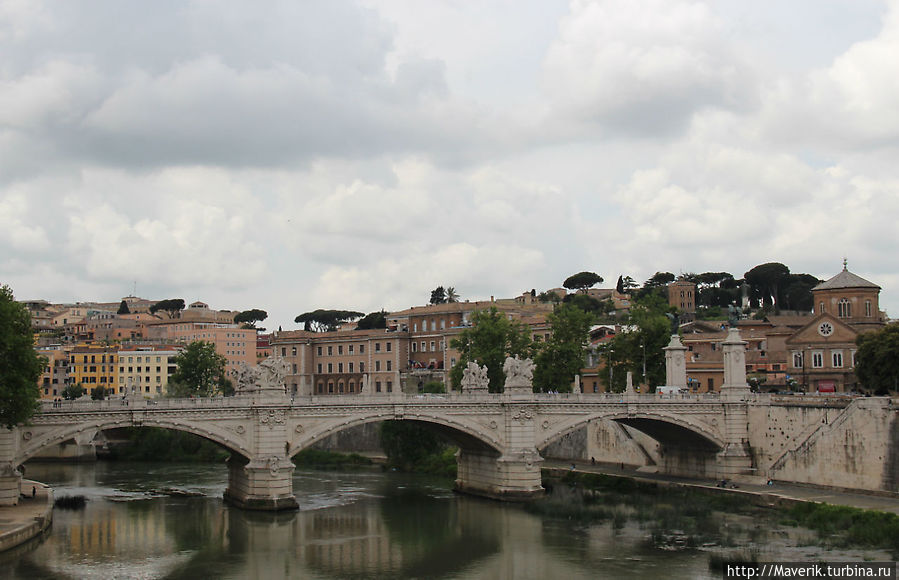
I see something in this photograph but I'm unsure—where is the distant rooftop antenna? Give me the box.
[842,257,848,271]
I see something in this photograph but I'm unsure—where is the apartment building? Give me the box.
[37,346,69,399]
[117,346,180,397]
[145,320,256,376]
[67,345,120,396]
[271,329,409,396]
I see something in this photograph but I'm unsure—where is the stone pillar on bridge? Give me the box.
[717,327,753,480]
[0,428,22,506]
[456,357,544,500]
[224,356,300,511]
[663,335,688,390]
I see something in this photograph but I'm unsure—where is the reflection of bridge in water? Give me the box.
[2,330,895,509]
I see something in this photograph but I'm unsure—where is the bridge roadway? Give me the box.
[1,390,770,510]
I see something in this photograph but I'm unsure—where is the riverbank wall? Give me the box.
[0,479,53,553]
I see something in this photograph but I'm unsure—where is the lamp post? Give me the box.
[608,348,614,391]
[641,341,646,384]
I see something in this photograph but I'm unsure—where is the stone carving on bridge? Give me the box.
[503,356,535,394]
[461,362,489,394]
[237,356,291,398]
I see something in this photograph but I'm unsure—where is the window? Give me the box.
[281,347,287,357]
[431,321,436,331]
[328,346,333,356]
[328,381,334,394]
[386,360,392,371]
[386,381,393,393]
[291,346,297,356]
[819,301,825,314]
[851,350,858,367]
[292,364,297,373]
[440,319,446,329]
[317,346,322,356]
[349,345,354,354]
[359,344,365,354]
[430,341,435,352]
[865,300,872,317]
[375,381,382,393]
[421,341,426,352]
[338,363,343,373]
[327,363,333,373]
[360,362,365,373]
[812,351,824,368]
[375,342,381,352]
[348,362,354,373]
[338,345,343,355]
[413,323,418,332]
[375,360,381,371]
[338,381,344,393]
[832,351,843,368]
[386,342,391,352]
[412,343,417,352]
[838,298,851,318]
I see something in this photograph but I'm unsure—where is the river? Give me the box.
[2,462,889,579]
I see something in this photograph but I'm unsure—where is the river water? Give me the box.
[2,462,888,579]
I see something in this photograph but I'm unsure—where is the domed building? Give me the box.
[785,261,885,393]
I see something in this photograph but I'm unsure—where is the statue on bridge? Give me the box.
[503,356,535,394]
[461,361,489,394]
[236,356,291,396]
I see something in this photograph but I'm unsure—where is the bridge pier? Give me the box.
[455,448,544,500]
[0,429,22,506]
[223,453,299,511]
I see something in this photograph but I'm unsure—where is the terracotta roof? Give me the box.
[813,267,880,291]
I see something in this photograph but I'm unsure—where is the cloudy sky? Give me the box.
[2,0,897,330]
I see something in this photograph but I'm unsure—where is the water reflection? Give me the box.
[10,463,724,579]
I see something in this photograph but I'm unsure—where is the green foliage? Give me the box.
[110,427,229,462]
[356,310,388,330]
[294,309,363,332]
[62,383,84,400]
[234,309,267,329]
[537,290,562,304]
[91,385,109,400]
[117,300,130,315]
[855,325,899,394]
[149,298,185,318]
[449,307,533,392]
[293,449,373,469]
[603,293,671,392]
[168,341,233,397]
[429,286,447,305]
[446,286,460,303]
[533,304,594,392]
[380,421,449,473]
[563,271,603,293]
[787,502,899,554]
[421,380,445,393]
[0,285,43,427]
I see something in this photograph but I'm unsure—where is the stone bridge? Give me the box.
[1,389,757,510]
[1,329,895,509]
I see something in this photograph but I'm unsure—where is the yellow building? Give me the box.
[117,346,181,397]
[67,345,120,396]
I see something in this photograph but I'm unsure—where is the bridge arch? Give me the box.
[289,411,504,459]
[16,417,251,465]
[536,411,725,453]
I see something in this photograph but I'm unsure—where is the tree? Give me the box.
[603,293,671,392]
[294,309,363,332]
[91,385,109,400]
[62,383,84,400]
[0,285,44,426]
[117,300,130,315]
[379,421,446,471]
[356,310,388,330]
[234,308,268,330]
[149,298,185,319]
[430,286,447,305]
[168,341,233,397]
[780,273,820,312]
[636,272,676,300]
[446,287,460,303]
[450,307,533,393]
[563,271,603,294]
[744,263,790,308]
[855,325,899,394]
[533,304,594,392]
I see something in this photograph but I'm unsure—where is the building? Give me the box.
[785,263,885,393]
[36,346,69,399]
[668,279,697,319]
[67,345,120,396]
[145,320,256,377]
[117,346,181,397]
[271,329,409,396]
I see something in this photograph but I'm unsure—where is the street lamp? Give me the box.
[641,342,646,383]
[608,348,614,391]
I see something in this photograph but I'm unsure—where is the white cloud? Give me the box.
[0,192,50,250]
